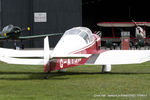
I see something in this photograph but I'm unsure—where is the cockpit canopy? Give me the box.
[64,27,93,43]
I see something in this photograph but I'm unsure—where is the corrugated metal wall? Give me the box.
[32,0,82,47]
[0,0,82,48]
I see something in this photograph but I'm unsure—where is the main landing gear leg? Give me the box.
[102,64,112,73]
[44,71,50,79]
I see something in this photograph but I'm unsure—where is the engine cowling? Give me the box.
[1,25,21,39]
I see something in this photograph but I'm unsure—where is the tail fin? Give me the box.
[44,36,50,65]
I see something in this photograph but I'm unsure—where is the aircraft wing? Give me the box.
[0,48,46,65]
[0,49,150,66]
[0,56,44,65]
[0,53,91,65]
[0,47,91,65]
[0,47,54,65]
[97,22,150,27]
[19,33,63,39]
[86,50,150,65]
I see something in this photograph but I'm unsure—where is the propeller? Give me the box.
[44,36,50,65]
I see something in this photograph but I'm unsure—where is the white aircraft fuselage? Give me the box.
[44,27,101,72]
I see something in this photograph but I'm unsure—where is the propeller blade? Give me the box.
[44,36,50,65]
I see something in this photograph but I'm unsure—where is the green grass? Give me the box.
[0,61,150,100]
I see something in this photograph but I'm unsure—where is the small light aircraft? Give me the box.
[97,21,150,49]
[0,27,150,78]
[0,24,62,49]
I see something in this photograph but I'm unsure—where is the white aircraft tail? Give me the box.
[44,36,50,65]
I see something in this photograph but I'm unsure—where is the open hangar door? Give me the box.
[82,0,150,37]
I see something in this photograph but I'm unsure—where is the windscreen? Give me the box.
[2,24,14,33]
[64,27,93,44]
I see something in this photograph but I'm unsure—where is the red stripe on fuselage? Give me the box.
[44,34,106,72]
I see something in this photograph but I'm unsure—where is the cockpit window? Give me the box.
[2,24,14,33]
[64,27,93,44]
[80,31,90,43]
[65,29,81,35]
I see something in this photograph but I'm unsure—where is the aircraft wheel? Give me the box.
[44,76,49,79]
[58,69,67,73]
[44,71,50,79]
[102,65,111,73]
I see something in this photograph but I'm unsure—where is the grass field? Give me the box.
[0,61,150,100]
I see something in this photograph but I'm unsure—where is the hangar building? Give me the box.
[0,0,149,48]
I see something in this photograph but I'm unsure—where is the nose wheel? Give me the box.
[44,71,50,79]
